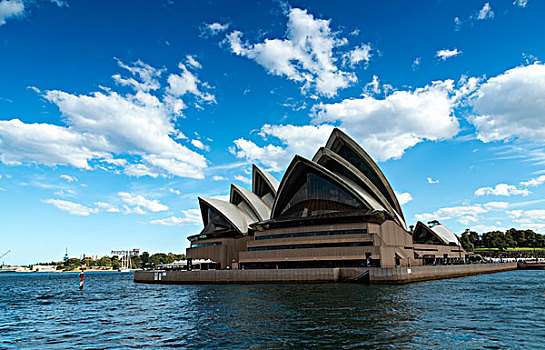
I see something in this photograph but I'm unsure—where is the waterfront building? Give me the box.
[186,128,465,269]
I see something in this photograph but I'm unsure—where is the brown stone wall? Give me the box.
[186,236,252,268]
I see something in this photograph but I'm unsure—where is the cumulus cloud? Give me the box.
[343,44,372,68]
[42,199,97,216]
[149,209,201,226]
[474,183,530,197]
[312,79,466,161]
[204,22,229,36]
[0,60,212,179]
[477,3,494,20]
[436,48,462,61]
[395,192,413,205]
[520,175,545,187]
[230,124,334,172]
[427,177,439,184]
[118,192,168,213]
[167,63,215,104]
[0,0,24,26]
[231,77,480,169]
[191,139,210,151]
[224,7,359,97]
[469,64,545,143]
[508,209,545,231]
[212,175,226,181]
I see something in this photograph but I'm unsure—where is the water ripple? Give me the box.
[1,270,545,348]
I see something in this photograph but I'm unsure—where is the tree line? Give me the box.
[56,252,185,271]
[460,228,545,251]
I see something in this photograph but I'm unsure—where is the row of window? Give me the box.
[256,228,368,240]
[191,242,222,248]
[248,241,372,251]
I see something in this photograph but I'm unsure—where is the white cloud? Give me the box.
[477,3,494,20]
[60,174,77,182]
[118,192,168,213]
[0,0,24,26]
[149,209,202,226]
[167,63,215,105]
[474,183,530,197]
[483,201,510,210]
[427,177,439,184]
[42,199,97,216]
[0,60,210,179]
[395,192,413,205]
[436,48,462,61]
[225,8,358,97]
[415,204,488,224]
[186,55,201,69]
[231,78,478,169]
[416,202,510,227]
[469,64,545,143]
[209,194,230,202]
[191,139,210,151]
[212,175,226,181]
[343,44,372,67]
[113,58,164,92]
[520,175,545,187]
[514,0,529,8]
[412,57,421,70]
[312,79,465,161]
[54,189,75,197]
[508,209,545,230]
[234,175,251,184]
[169,188,181,195]
[94,201,121,213]
[454,17,462,31]
[205,22,229,36]
[123,163,159,178]
[231,124,334,172]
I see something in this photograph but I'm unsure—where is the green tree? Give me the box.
[460,231,474,251]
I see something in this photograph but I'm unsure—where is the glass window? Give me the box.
[277,171,364,219]
[337,145,391,205]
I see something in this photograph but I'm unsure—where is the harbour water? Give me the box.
[1,270,544,349]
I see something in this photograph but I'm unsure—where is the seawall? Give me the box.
[134,262,518,284]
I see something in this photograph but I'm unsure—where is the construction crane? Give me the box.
[0,250,10,260]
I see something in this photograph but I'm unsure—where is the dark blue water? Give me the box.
[0,270,544,349]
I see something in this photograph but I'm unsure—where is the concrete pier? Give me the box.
[134,262,518,284]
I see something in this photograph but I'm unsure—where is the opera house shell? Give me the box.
[186,128,466,269]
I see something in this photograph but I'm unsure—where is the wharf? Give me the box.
[134,262,518,284]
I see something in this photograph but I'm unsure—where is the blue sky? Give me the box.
[1,0,545,265]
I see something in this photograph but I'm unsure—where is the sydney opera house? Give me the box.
[186,128,466,270]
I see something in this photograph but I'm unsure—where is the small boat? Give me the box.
[118,249,132,272]
[0,264,16,273]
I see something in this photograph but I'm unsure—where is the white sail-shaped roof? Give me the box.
[431,224,460,245]
[199,197,253,234]
[252,164,280,197]
[230,184,271,221]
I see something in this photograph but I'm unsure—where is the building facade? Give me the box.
[186,128,465,269]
